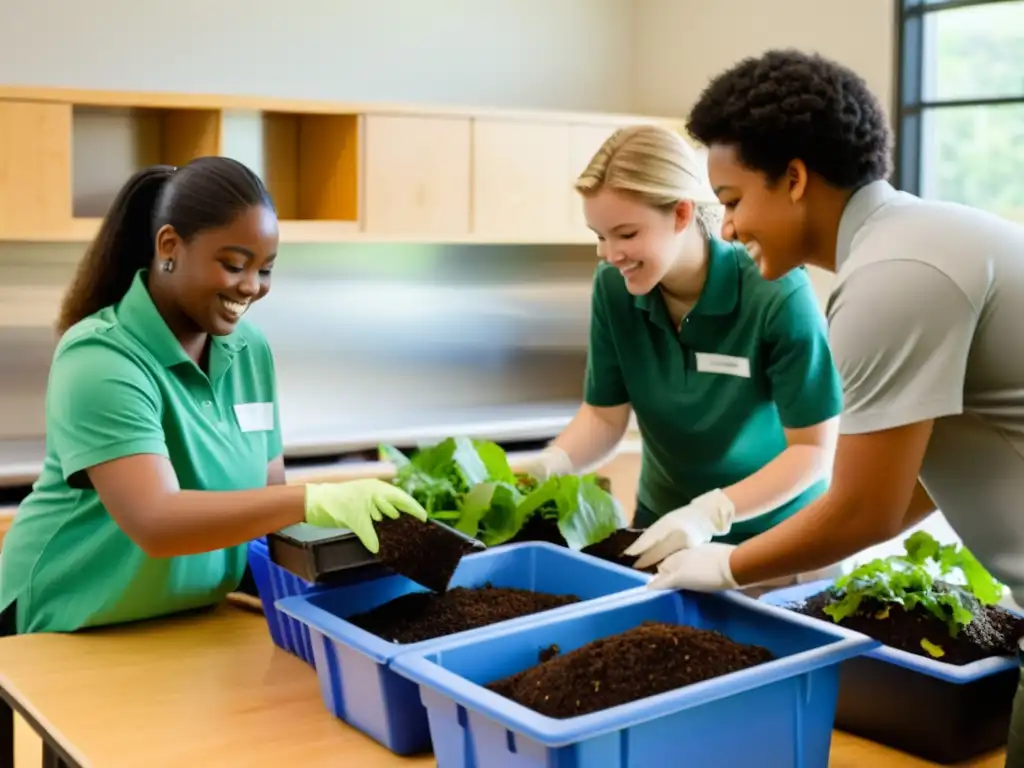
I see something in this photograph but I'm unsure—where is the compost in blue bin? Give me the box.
[485,619,775,718]
[346,583,581,644]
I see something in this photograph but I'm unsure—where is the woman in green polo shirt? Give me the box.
[524,124,843,575]
[0,157,425,635]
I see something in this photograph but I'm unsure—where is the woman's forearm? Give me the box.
[89,455,308,559]
[730,490,884,585]
[145,485,307,558]
[722,444,831,522]
[900,480,937,531]
[551,402,632,471]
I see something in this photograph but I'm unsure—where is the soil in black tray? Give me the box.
[795,588,1024,665]
[346,584,581,644]
[374,514,478,593]
[508,515,567,547]
[487,620,775,718]
[581,528,657,574]
[508,520,658,574]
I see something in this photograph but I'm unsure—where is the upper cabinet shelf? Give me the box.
[0,86,687,245]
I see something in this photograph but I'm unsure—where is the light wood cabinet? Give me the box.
[0,101,72,240]
[259,112,359,222]
[567,123,621,238]
[71,107,222,224]
[471,118,573,239]
[471,118,626,242]
[0,85,685,244]
[363,114,471,236]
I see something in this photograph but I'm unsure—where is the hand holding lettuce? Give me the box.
[379,437,626,550]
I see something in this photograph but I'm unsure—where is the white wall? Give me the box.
[631,0,897,307]
[632,0,896,119]
[0,0,636,113]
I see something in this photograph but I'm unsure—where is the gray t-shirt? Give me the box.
[827,180,1024,603]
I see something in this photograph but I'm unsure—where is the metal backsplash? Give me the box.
[0,240,599,486]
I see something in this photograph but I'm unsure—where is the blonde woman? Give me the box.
[523,125,843,585]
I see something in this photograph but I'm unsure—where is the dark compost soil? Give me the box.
[346,584,581,644]
[374,514,478,593]
[795,588,1024,665]
[487,620,775,718]
[581,528,657,573]
[508,515,567,547]
[508,518,657,574]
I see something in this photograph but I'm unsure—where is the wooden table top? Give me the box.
[0,602,1006,767]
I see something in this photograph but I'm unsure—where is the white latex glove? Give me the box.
[624,488,735,570]
[647,543,739,592]
[519,445,574,482]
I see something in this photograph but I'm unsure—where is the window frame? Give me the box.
[894,0,1024,194]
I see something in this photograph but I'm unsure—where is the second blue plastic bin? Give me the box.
[247,537,327,666]
[275,541,651,755]
[390,588,878,768]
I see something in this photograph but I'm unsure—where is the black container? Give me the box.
[760,580,1020,764]
[267,518,485,585]
[834,654,1018,764]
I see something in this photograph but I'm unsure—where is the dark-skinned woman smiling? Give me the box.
[0,157,425,635]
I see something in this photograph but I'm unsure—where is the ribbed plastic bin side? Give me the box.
[274,542,651,755]
[389,588,877,768]
[760,579,1022,764]
[247,537,326,667]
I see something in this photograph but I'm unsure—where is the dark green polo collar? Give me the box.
[116,270,247,373]
[634,237,741,329]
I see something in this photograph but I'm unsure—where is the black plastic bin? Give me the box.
[834,654,1018,763]
[761,579,1021,764]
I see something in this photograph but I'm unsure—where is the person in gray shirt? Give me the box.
[641,48,1024,763]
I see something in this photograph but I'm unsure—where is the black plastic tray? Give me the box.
[833,655,1018,764]
[267,517,485,585]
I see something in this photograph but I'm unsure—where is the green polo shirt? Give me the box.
[0,270,283,634]
[586,238,842,543]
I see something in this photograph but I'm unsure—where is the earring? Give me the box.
[162,259,175,274]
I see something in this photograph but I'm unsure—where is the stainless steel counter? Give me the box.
[0,239,598,488]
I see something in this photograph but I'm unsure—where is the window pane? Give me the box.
[922,0,1024,101]
[921,103,1024,222]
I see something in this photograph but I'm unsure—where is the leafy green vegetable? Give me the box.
[463,481,528,545]
[379,437,626,550]
[822,531,1004,640]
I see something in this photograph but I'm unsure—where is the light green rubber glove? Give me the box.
[304,479,428,554]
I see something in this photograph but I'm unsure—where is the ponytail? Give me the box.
[57,157,272,336]
[57,165,175,335]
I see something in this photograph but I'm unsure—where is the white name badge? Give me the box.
[695,353,751,378]
[233,402,275,432]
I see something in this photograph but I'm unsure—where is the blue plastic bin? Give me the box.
[389,587,878,768]
[247,537,327,666]
[275,541,651,755]
[760,579,1023,763]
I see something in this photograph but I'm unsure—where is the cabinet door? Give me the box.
[0,101,72,240]
[471,119,571,240]
[363,114,471,236]
[568,123,621,239]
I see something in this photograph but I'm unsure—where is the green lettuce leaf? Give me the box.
[461,481,526,543]
[512,474,626,550]
[822,531,1003,638]
[380,436,626,551]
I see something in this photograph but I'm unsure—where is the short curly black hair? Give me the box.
[686,49,893,189]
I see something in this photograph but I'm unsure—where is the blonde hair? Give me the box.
[575,124,722,238]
